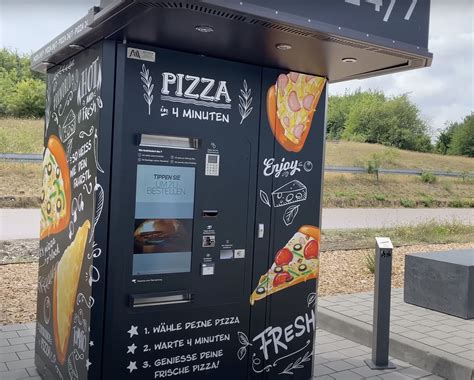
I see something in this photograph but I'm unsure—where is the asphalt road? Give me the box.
[1,208,472,240]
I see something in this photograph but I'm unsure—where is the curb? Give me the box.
[317,307,474,380]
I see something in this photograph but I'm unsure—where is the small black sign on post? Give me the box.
[365,237,396,370]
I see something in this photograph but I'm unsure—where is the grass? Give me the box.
[323,172,474,208]
[321,220,474,251]
[0,162,42,207]
[2,162,472,209]
[326,140,474,173]
[0,118,473,172]
[0,118,43,154]
[0,118,473,209]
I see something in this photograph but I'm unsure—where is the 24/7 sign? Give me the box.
[238,0,430,48]
[344,0,419,23]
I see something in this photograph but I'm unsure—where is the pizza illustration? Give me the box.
[250,225,320,305]
[40,135,71,239]
[267,72,325,152]
[53,220,90,364]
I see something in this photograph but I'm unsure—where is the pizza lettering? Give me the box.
[267,72,325,152]
[53,220,90,364]
[250,225,320,305]
[40,136,71,239]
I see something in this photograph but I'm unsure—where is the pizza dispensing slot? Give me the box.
[202,210,218,218]
[139,134,200,150]
[130,292,193,308]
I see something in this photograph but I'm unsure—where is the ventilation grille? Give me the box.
[137,1,314,37]
[137,1,248,21]
[135,0,415,60]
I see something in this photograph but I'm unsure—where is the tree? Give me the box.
[436,129,452,155]
[7,79,46,118]
[0,48,46,118]
[448,113,474,157]
[339,93,432,152]
[327,89,385,139]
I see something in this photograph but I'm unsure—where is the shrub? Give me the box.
[420,196,434,207]
[374,194,386,201]
[448,199,465,208]
[366,152,384,182]
[420,171,436,184]
[364,252,376,274]
[460,171,473,182]
[400,198,416,208]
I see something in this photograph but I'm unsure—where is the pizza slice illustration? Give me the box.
[53,220,90,364]
[267,72,326,152]
[40,135,71,239]
[250,225,320,305]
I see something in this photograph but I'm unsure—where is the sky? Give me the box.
[1,0,473,136]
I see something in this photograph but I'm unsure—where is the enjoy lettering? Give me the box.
[263,158,302,178]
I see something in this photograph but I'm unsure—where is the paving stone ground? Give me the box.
[319,289,474,363]
[0,323,444,379]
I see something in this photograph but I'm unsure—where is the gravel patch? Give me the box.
[0,239,38,264]
[0,242,472,325]
[318,242,473,297]
[0,262,38,325]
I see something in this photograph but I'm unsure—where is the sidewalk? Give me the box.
[0,323,445,379]
[318,289,474,380]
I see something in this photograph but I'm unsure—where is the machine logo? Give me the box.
[127,48,156,62]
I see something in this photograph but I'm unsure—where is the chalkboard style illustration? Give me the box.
[94,129,104,173]
[238,79,253,125]
[259,179,307,225]
[40,135,72,239]
[272,180,307,208]
[60,109,76,142]
[259,190,271,208]
[140,64,154,115]
[236,331,252,360]
[307,291,317,308]
[280,351,313,375]
[90,182,104,242]
[36,51,103,380]
[267,72,325,152]
[283,204,300,226]
[53,219,90,364]
[250,225,320,305]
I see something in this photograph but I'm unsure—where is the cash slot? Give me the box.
[130,293,193,308]
[202,210,218,218]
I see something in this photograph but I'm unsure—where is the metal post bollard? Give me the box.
[365,237,396,370]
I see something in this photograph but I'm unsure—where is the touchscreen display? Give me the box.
[133,164,195,276]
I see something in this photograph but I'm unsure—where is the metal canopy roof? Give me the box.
[31,0,432,82]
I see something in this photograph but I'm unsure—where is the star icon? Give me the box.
[127,325,139,338]
[127,361,137,373]
[89,340,94,347]
[127,343,137,354]
[85,359,92,370]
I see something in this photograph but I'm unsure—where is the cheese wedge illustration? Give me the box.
[53,220,90,364]
[271,180,307,208]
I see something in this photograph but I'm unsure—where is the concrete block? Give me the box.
[404,249,474,319]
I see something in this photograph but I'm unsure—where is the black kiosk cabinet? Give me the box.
[32,1,432,379]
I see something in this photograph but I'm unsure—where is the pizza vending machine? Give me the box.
[31,1,432,379]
